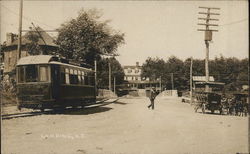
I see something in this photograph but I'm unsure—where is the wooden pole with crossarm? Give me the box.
[197,6,220,92]
[17,0,23,60]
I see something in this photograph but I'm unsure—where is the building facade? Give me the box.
[2,27,58,74]
[123,62,142,82]
[123,62,158,89]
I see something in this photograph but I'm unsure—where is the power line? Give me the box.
[1,4,56,30]
[220,18,248,26]
[0,20,18,29]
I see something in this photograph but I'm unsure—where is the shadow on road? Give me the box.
[2,106,113,119]
[52,106,113,115]
[113,101,129,105]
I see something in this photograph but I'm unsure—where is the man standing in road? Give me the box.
[148,87,158,110]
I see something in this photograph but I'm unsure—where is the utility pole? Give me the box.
[17,0,23,60]
[94,60,97,96]
[198,6,220,92]
[190,57,193,104]
[109,61,111,91]
[159,76,162,92]
[113,76,116,94]
[171,73,174,90]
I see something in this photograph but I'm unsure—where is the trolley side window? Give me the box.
[65,68,70,84]
[84,72,89,85]
[60,67,66,84]
[39,66,49,82]
[78,70,82,85]
[81,71,85,85]
[89,75,95,86]
[69,69,79,84]
[26,65,38,82]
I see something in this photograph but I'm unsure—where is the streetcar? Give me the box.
[16,55,96,111]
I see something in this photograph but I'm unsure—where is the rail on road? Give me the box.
[1,98,119,120]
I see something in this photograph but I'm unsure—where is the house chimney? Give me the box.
[6,33,14,45]
[136,62,139,66]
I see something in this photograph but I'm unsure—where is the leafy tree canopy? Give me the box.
[25,30,42,55]
[97,57,125,89]
[141,55,248,91]
[56,8,125,65]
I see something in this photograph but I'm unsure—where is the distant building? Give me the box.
[123,62,158,89]
[2,27,58,74]
[123,62,142,82]
[192,76,224,92]
[192,76,214,83]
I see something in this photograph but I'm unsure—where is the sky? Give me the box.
[0,0,248,65]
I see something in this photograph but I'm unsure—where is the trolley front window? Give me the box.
[26,65,38,82]
[18,67,25,83]
[17,65,50,83]
[39,66,49,82]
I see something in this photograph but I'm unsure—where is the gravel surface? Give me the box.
[2,97,249,154]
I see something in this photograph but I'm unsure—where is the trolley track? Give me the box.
[2,98,118,120]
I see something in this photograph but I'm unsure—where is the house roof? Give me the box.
[123,66,142,69]
[7,27,57,47]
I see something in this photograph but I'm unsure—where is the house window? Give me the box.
[8,57,11,65]
[127,68,132,73]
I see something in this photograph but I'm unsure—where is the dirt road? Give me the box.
[2,97,249,154]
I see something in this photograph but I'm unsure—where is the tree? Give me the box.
[25,30,43,55]
[141,57,165,81]
[165,56,185,90]
[141,55,248,92]
[56,9,125,65]
[141,56,187,90]
[97,57,124,89]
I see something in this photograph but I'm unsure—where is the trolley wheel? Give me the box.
[17,105,21,111]
[211,109,214,114]
[40,108,45,112]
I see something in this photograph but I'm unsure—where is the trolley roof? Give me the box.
[17,55,54,65]
[16,55,93,71]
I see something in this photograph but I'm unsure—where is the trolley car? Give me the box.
[16,55,96,111]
